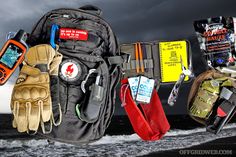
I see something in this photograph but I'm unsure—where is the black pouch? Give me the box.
[120,40,193,84]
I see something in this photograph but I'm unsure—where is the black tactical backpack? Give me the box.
[28,5,126,144]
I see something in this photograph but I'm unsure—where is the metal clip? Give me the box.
[81,69,96,93]
[50,24,60,49]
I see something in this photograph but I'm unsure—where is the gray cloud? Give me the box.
[1,0,236,44]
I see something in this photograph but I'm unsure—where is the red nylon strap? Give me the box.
[120,79,170,141]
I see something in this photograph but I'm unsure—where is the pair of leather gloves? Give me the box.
[11,44,62,134]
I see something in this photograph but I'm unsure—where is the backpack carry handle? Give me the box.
[79,5,102,16]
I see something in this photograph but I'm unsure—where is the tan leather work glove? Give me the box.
[11,44,62,134]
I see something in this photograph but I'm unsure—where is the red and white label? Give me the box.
[59,28,88,41]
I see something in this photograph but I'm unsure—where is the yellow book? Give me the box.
[159,41,189,83]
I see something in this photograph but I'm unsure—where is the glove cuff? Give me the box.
[21,65,41,76]
[25,44,56,68]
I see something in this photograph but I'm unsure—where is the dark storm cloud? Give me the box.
[1,0,236,45]
[107,0,236,43]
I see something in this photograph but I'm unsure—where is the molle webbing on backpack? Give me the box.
[28,6,121,144]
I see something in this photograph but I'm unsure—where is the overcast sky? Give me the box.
[1,0,236,114]
[1,0,236,45]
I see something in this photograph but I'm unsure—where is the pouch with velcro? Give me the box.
[187,70,236,125]
[120,40,192,85]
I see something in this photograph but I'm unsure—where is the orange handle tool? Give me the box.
[138,43,144,73]
[135,43,140,73]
